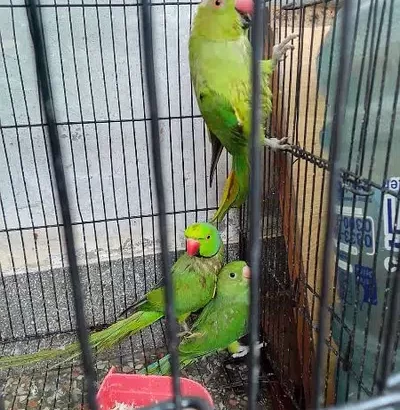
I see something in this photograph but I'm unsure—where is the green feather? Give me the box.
[142,261,250,375]
[0,311,163,370]
[0,223,224,370]
[189,0,274,223]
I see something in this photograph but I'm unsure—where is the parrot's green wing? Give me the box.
[146,252,217,315]
[120,250,196,313]
[144,254,192,311]
[200,88,249,203]
[121,247,221,317]
[198,88,248,154]
[118,274,166,317]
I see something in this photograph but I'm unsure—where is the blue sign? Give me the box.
[336,214,375,255]
[355,264,378,309]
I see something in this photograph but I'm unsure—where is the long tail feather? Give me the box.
[0,311,163,370]
[118,296,148,318]
[210,153,249,223]
[208,129,224,187]
[140,354,196,376]
[141,354,172,375]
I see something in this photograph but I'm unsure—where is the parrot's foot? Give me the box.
[176,321,191,337]
[177,330,191,337]
[264,136,292,151]
[181,321,190,332]
[272,33,299,66]
[231,342,264,358]
[186,331,203,339]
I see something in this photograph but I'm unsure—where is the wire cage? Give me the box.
[0,0,400,409]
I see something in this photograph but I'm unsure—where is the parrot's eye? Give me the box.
[207,235,211,240]
[229,272,236,278]
[214,0,223,6]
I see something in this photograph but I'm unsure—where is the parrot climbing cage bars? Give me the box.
[1,0,400,409]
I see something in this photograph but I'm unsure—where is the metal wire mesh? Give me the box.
[1,0,400,409]
[258,0,400,408]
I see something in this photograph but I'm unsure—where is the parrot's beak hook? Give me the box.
[242,265,251,280]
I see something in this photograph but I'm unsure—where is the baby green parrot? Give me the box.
[0,222,224,370]
[189,0,298,223]
[142,261,255,375]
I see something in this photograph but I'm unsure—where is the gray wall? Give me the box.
[0,1,241,281]
[0,0,246,339]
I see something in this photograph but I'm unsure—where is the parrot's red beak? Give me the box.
[242,265,251,280]
[235,0,253,15]
[186,239,200,257]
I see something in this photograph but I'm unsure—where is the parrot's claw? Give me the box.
[264,136,292,151]
[272,33,299,65]
[231,342,264,358]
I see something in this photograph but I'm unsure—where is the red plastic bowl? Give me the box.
[97,367,214,409]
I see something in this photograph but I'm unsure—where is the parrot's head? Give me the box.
[192,0,253,40]
[184,222,222,258]
[216,260,250,298]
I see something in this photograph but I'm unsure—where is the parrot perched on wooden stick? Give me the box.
[141,261,262,375]
[0,222,224,370]
[189,0,298,223]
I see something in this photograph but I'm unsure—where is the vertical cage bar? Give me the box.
[247,0,264,407]
[312,0,353,408]
[140,2,182,409]
[24,0,98,409]
[374,7,400,390]
[376,220,400,392]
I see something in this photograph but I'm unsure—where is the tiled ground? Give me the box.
[0,333,271,410]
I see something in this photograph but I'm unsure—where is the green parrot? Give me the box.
[189,0,298,223]
[141,260,256,375]
[0,222,224,370]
